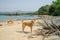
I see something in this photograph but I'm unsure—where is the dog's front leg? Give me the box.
[30,26,32,33]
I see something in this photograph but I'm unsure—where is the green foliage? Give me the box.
[37,0,60,16]
[34,11,38,15]
[49,0,60,16]
[38,5,50,15]
[49,6,55,15]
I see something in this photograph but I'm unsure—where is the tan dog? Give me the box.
[7,20,13,24]
[22,20,35,32]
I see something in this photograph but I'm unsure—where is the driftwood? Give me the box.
[37,16,60,40]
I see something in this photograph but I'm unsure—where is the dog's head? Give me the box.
[31,20,36,23]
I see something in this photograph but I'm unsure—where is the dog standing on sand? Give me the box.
[21,20,35,32]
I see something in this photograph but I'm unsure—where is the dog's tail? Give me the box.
[21,20,23,23]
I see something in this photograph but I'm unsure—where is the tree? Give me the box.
[49,0,60,16]
[38,5,50,15]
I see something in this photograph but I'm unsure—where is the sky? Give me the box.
[0,0,54,12]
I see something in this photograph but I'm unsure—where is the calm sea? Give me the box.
[0,15,40,21]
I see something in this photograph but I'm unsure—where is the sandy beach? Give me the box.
[0,20,60,40]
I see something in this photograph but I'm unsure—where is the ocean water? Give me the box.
[0,15,40,21]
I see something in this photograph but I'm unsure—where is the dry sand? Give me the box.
[0,20,60,40]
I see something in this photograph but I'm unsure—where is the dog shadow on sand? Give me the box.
[16,30,31,34]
